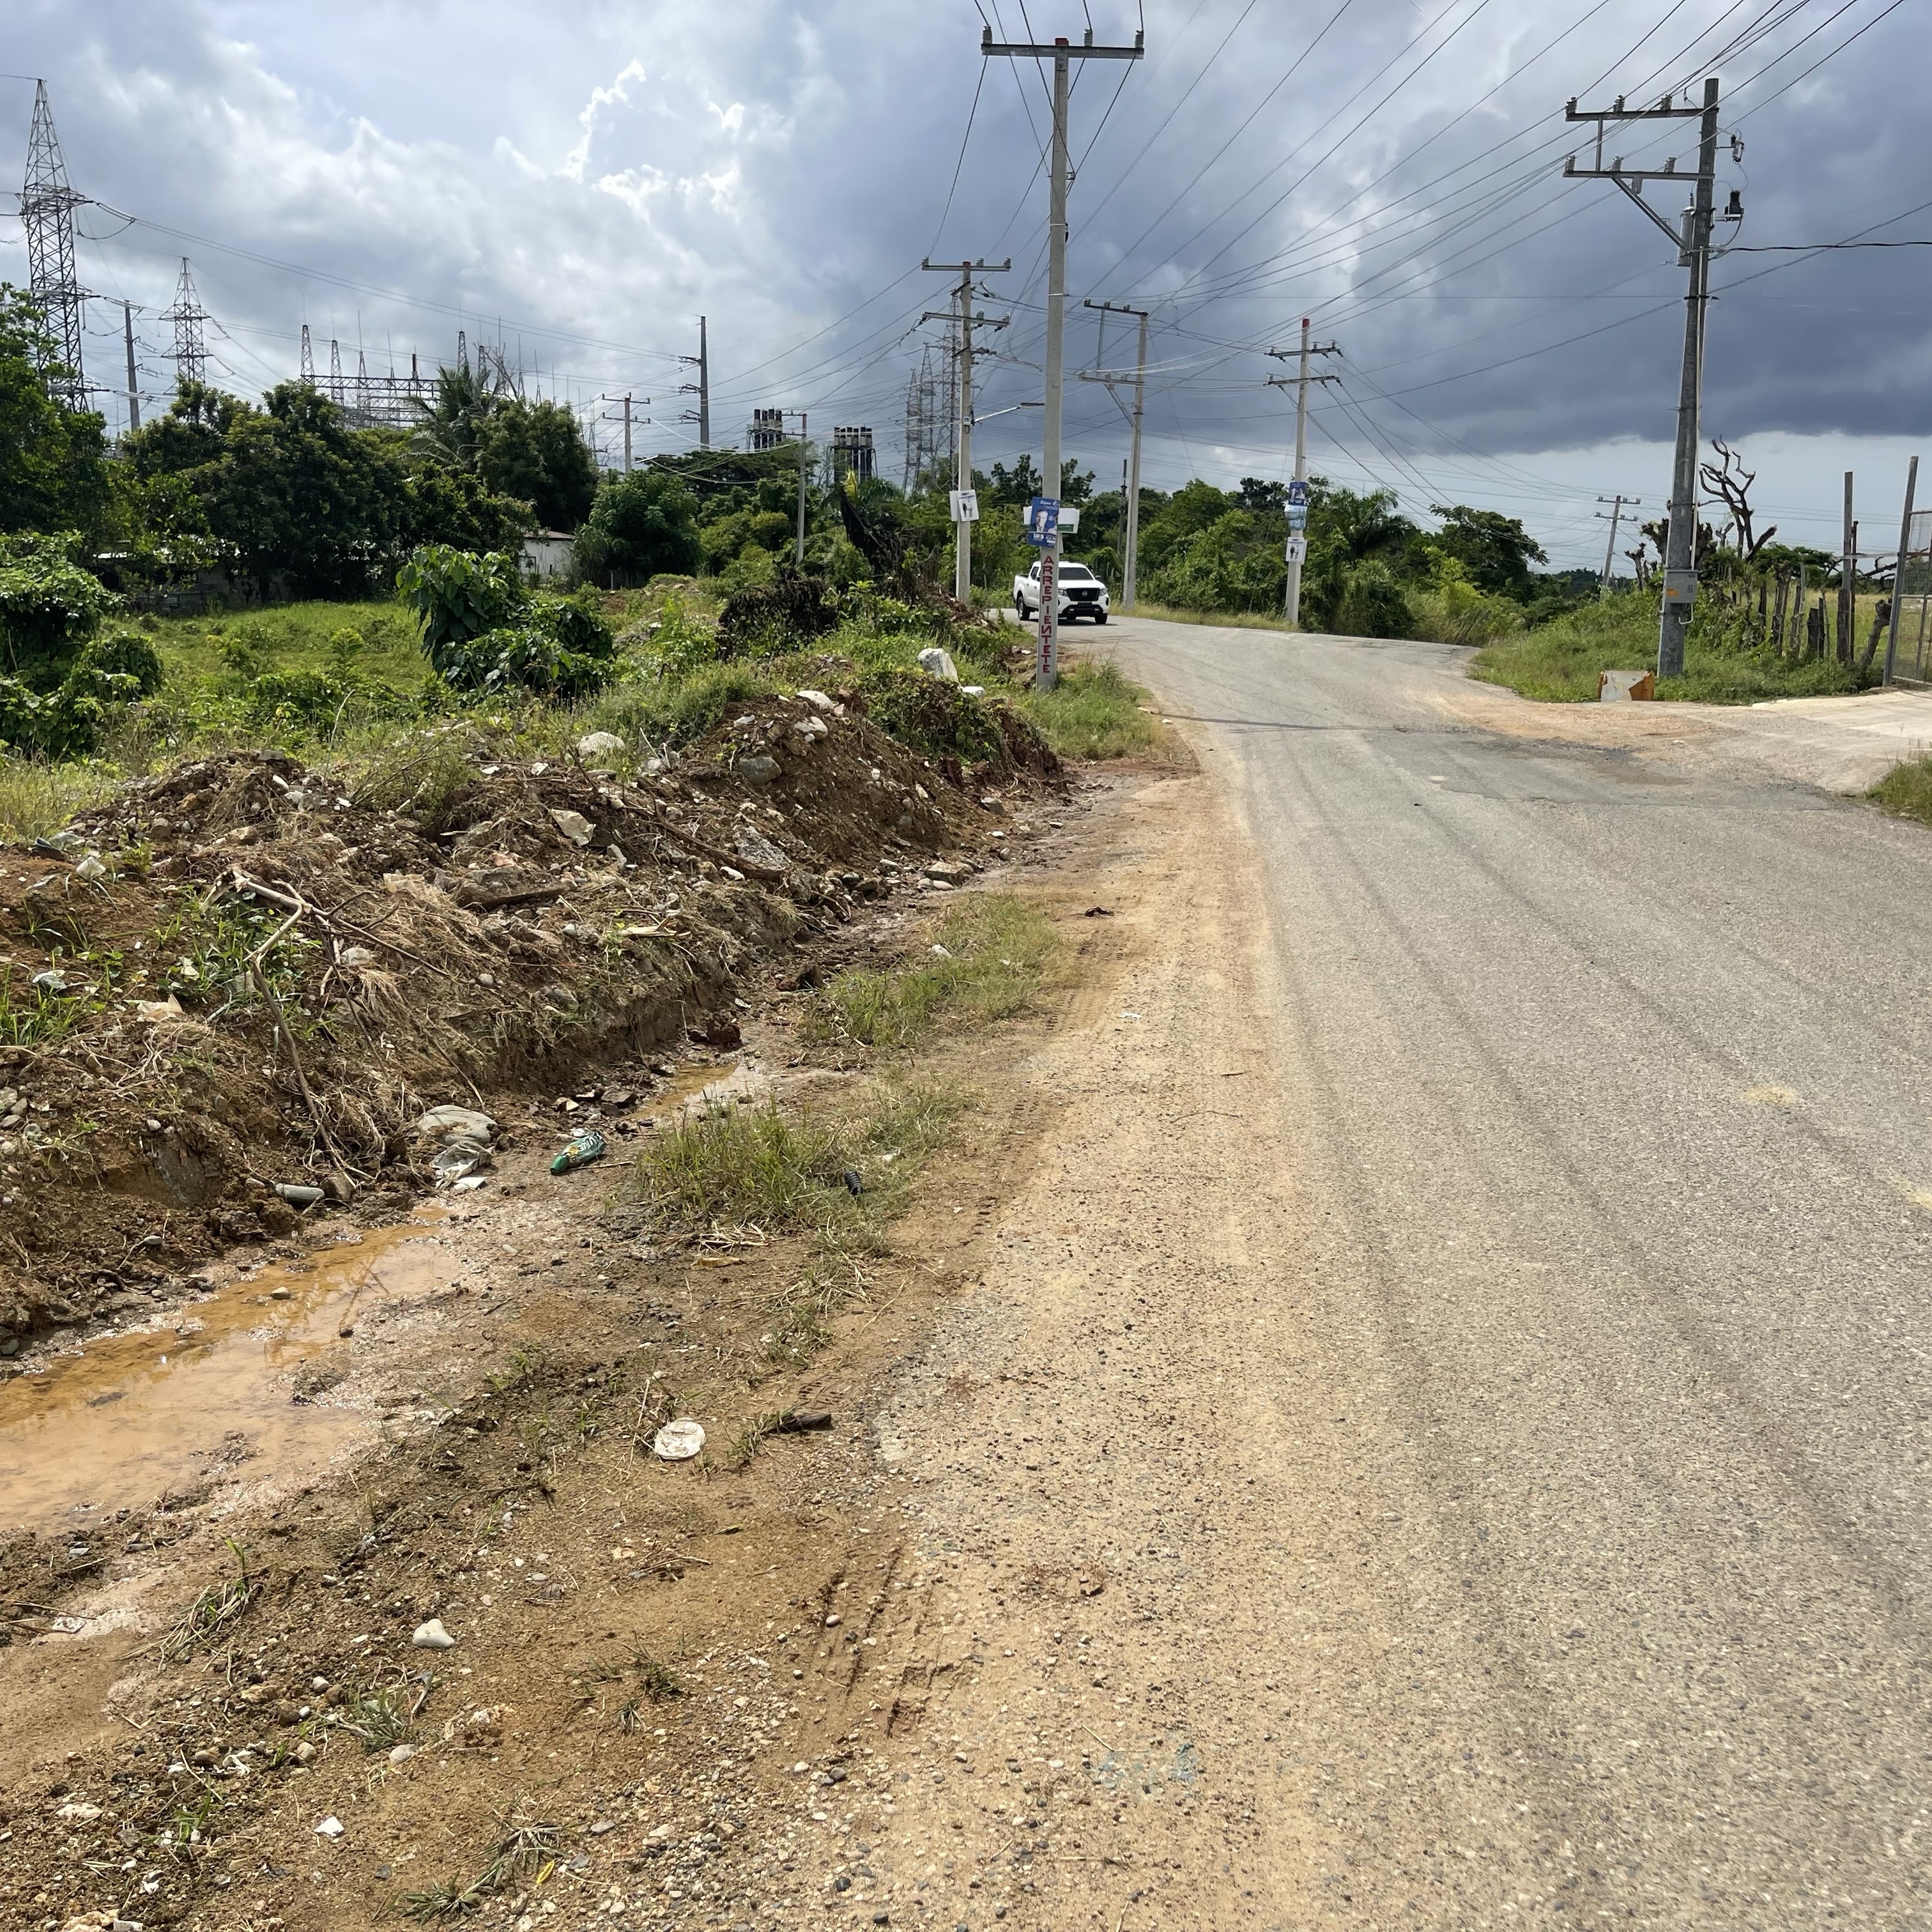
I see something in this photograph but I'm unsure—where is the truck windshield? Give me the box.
[1060,566,1094,582]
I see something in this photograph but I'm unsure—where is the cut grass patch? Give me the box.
[1471,594,1872,704]
[810,893,1059,1052]
[1873,755,1932,827]
[1016,658,1165,760]
[634,1081,957,1234]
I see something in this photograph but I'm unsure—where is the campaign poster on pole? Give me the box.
[1036,549,1059,686]
[1023,496,1061,547]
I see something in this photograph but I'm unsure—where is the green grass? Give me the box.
[145,599,432,695]
[0,756,121,843]
[635,1082,956,1234]
[810,893,1059,1051]
[1873,755,1932,826]
[1471,593,1871,704]
[1132,601,1296,632]
[1016,659,1165,760]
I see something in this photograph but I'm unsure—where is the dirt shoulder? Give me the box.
[1,755,1232,1932]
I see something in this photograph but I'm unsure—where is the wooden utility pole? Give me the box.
[1884,456,1919,685]
[1597,494,1640,598]
[1266,319,1338,627]
[1566,80,1738,678]
[1080,297,1148,611]
[923,257,1011,604]
[980,22,1144,689]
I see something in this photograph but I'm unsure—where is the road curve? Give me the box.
[1091,617,1932,1924]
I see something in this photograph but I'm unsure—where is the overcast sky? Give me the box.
[4,0,1926,563]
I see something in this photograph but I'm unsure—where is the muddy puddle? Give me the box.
[0,1213,459,1535]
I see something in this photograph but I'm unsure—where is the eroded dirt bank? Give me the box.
[4,755,1252,1932]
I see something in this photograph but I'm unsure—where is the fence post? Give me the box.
[1884,455,1919,686]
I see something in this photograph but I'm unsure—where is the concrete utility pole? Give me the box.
[1884,456,1918,686]
[1597,494,1640,597]
[121,300,141,433]
[923,257,1011,604]
[1566,80,1736,679]
[680,319,711,448]
[981,22,1144,689]
[1079,298,1148,611]
[1266,319,1338,627]
[784,410,809,566]
[1841,472,1857,666]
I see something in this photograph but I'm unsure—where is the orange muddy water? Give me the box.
[0,1213,458,1535]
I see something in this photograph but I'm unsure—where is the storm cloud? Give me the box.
[3,0,1924,562]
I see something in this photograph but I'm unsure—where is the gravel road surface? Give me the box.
[847,622,1932,1931]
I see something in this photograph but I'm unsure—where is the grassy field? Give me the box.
[1470,592,1874,704]
[0,583,1163,841]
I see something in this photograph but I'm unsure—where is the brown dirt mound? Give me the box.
[0,690,1059,1346]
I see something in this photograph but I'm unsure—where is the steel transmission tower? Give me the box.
[21,80,89,407]
[164,259,210,387]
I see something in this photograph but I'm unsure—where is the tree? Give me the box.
[572,469,702,585]
[1699,440,1777,561]
[985,456,1042,506]
[204,383,406,597]
[411,360,504,474]
[1235,477,1289,517]
[124,378,247,480]
[477,398,598,532]
[0,286,109,539]
[1427,503,1547,600]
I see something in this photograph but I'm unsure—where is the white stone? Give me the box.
[411,1618,457,1650]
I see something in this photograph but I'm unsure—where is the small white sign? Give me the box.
[1059,505,1080,533]
[949,488,980,523]
[1285,535,1308,565]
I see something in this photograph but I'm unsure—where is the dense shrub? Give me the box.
[397,547,616,700]
[716,574,840,659]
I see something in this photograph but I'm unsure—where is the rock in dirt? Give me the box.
[737,755,780,786]
[734,823,791,872]
[417,1105,497,1142]
[314,1814,345,1837]
[549,808,595,847]
[273,1182,324,1208]
[411,1618,457,1649]
[577,730,625,761]
[918,646,961,683]
[796,688,837,713]
[654,1417,706,1460]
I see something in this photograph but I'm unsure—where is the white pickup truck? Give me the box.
[1013,558,1110,625]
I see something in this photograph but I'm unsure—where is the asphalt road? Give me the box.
[1085,617,1932,1924]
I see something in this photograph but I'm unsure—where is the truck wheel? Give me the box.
[1095,612,1108,624]
[1015,595,1027,618]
